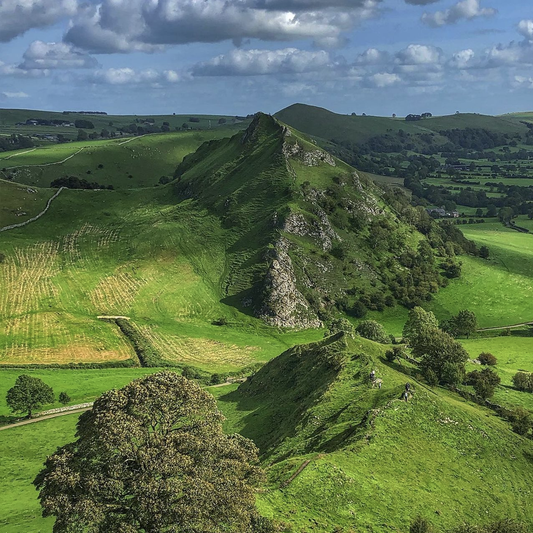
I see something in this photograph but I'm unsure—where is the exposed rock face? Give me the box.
[257,238,322,329]
[283,210,340,252]
[283,141,336,167]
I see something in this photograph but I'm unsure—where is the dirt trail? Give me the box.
[477,321,533,332]
[0,406,91,431]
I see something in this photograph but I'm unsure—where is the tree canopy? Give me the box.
[34,372,271,533]
[6,375,54,418]
[402,306,439,346]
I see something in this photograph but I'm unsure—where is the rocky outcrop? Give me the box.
[283,141,336,167]
[282,210,340,252]
[257,238,322,329]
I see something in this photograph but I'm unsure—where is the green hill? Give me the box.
[275,104,528,147]
[0,129,245,189]
[0,113,467,367]
[216,333,533,532]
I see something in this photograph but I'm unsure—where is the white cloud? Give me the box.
[192,48,332,76]
[395,44,443,65]
[448,49,475,69]
[518,20,533,41]
[369,72,401,87]
[65,0,380,53]
[89,67,180,85]
[354,48,390,65]
[20,42,98,70]
[421,0,496,28]
[0,0,77,42]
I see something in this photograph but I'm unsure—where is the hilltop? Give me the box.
[215,333,533,532]
[275,103,528,147]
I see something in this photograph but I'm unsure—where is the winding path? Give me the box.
[0,186,66,233]
[0,404,92,431]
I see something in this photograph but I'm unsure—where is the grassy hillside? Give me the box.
[0,180,55,227]
[0,108,248,142]
[215,334,533,532]
[275,104,527,146]
[0,129,242,189]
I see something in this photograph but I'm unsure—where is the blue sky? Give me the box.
[0,0,531,116]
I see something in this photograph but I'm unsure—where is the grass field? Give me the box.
[0,129,242,188]
[0,180,55,227]
[427,222,533,327]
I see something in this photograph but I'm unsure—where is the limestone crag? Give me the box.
[257,238,322,329]
[283,209,340,252]
[283,141,336,167]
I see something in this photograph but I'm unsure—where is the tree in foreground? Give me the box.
[6,375,54,418]
[34,372,272,533]
[402,307,438,346]
[466,368,501,399]
[356,319,390,344]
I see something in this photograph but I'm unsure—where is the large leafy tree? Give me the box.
[412,327,469,385]
[34,372,271,533]
[6,375,54,418]
[402,306,438,346]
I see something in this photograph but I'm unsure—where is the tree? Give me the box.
[508,407,532,436]
[58,392,71,405]
[6,375,54,418]
[478,352,497,366]
[479,246,490,259]
[356,320,390,343]
[402,306,438,346]
[34,372,270,533]
[466,368,501,399]
[412,327,469,385]
[77,129,88,141]
[453,310,477,338]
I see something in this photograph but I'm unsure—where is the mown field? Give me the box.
[0,129,242,189]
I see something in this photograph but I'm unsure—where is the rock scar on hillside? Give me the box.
[257,237,322,329]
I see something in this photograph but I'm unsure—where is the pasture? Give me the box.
[0,129,240,188]
[0,181,55,228]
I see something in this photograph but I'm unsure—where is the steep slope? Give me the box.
[174,113,468,329]
[217,334,533,532]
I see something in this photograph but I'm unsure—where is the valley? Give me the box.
[1,107,533,533]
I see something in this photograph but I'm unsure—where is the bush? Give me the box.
[478,352,497,366]
[509,407,532,435]
[355,320,390,344]
[423,368,439,386]
[58,392,71,405]
[512,372,533,392]
[210,373,225,385]
[410,516,433,533]
[181,366,199,380]
[386,346,405,363]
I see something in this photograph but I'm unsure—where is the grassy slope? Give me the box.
[216,334,533,532]
[0,108,248,141]
[275,104,528,146]
[0,180,55,227]
[0,129,242,189]
[427,223,533,328]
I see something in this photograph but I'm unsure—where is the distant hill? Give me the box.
[275,103,528,147]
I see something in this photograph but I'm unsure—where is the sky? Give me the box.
[0,0,531,117]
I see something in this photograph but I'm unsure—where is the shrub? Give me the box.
[210,373,225,385]
[355,320,390,344]
[508,407,532,435]
[410,516,433,533]
[212,317,228,326]
[181,366,199,380]
[478,352,497,366]
[512,372,533,392]
[386,346,405,363]
[423,368,439,386]
[58,392,71,405]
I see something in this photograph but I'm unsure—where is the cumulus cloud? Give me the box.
[421,0,496,28]
[20,42,98,70]
[192,48,332,76]
[518,20,533,41]
[89,67,180,85]
[368,72,401,87]
[448,49,476,69]
[65,0,380,53]
[354,48,390,65]
[395,44,443,65]
[0,0,77,42]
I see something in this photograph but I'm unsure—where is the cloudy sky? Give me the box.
[0,0,530,116]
